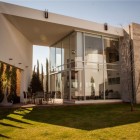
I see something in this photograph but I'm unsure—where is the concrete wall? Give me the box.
[131,23,140,103]
[121,23,140,104]
[120,30,133,102]
[0,13,33,102]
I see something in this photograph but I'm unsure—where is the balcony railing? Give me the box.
[50,60,120,74]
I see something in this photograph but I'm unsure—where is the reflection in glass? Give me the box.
[56,43,62,71]
[49,31,121,101]
[62,37,70,70]
[50,47,55,72]
[104,70,121,99]
[70,32,83,68]
[70,33,76,68]
[50,74,55,92]
[55,73,62,99]
[62,71,70,100]
[104,38,119,64]
[71,69,84,100]
[85,69,104,100]
[85,35,102,62]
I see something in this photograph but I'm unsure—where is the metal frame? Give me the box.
[83,32,86,100]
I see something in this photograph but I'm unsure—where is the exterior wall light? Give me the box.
[9,58,13,61]
[104,23,108,30]
[45,9,48,18]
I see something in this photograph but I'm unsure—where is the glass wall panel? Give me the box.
[62,37,70,70]
[76,32,83,68]
[55,73,62,99]
[103,38,121,99]
[71,69,84,100]
[70,32,83,68]
[50,74,55,92]
[56,43,62,72]
[50,47,56,72]
[85,69,104,100]
[85,35,103,69]
[104,70,121,99]
[70,32,77,68]
[104,38,119,64]
[61,71,70,100]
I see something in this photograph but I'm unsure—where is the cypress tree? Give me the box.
[30,62,43,93]
[33,65,36,73]
[41,64,44,91]
[37,60,39,79]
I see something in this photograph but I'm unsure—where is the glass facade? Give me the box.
[49,31,121,101]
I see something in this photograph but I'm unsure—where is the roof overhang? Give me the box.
[0,2,124,46]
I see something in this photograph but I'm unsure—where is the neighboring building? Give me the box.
[0,2,140,103]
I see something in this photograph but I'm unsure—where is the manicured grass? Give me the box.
[0,103,140,140]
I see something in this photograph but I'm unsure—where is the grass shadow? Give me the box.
[0,134,10,139]
[24,104,140,131]
[0,122,24,129]
[22,108,32,111]
[0,108,32,129]
[5,116,32,125]
[12,112,25,116]
[0,108,15,120]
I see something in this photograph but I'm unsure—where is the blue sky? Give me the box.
[1,0,140,26]
[1,0,140,73]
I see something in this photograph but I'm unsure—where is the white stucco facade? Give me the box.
[0,13,32,102]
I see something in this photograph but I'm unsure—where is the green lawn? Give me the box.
[0,103,140,140]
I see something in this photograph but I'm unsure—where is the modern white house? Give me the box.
[0,2,140,104]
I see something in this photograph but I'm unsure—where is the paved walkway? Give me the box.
[0,101,123,109]
[0,103,66,108]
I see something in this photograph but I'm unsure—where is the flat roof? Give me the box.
[0,2,123,46]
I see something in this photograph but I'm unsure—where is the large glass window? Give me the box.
[103,38,120,99]
[62,71,70,100]
[50,74,55,92]
[104,70,121,99]
[62,37,70,70]
[85,68,104,99]
[70,33,76,68]
[56,43,62,72]
[76,32,83,68]
[71,69,84,100]
[104,38,119,65]
[85,35,103,68]
[50,47,55,72]
[55,73,62,99]
[49,32,121,101]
